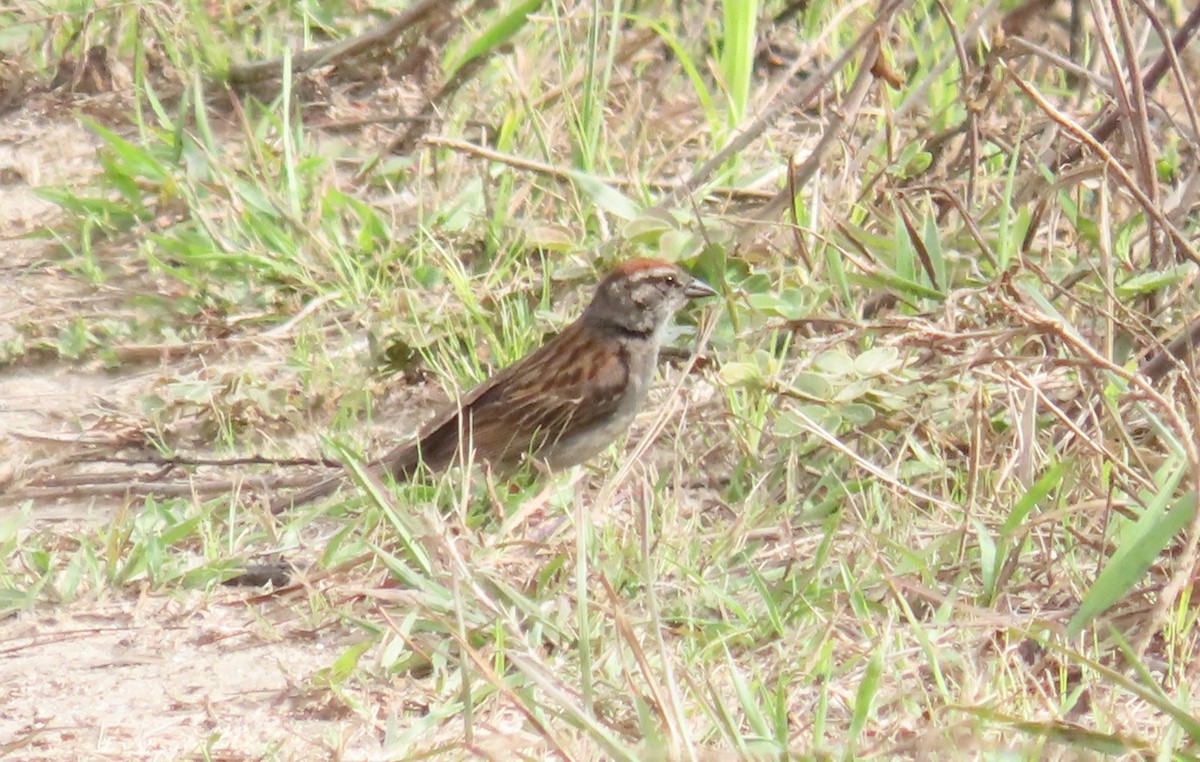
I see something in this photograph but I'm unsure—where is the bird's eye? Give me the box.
[663,274,677,286]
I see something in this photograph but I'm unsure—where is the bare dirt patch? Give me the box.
[0,96,392,759]
[0,593,373,760]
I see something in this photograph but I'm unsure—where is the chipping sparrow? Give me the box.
[270,258,715,511]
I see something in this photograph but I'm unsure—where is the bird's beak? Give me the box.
[685,277,717,299]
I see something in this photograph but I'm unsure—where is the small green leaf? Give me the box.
[1069,469,1191,637]
[744,290,805,320]
[659,229,701,262]
[853,347,901,375]
[902,150,932,177]
[813,350,855,376]
[566,170,641,220]
[1116,264,1191,299]
[833,379,874,403]
[623,208,678,244]
[840,403,876,426]
[1001,461,1068,536]
[719,361,762,387]
[977,518,998,597]
[521,223,577,251]
[790,372,832,399]
[849,643,884,748]
[777,406,841,435]
[445,0,543,79]
[324,639,373,684]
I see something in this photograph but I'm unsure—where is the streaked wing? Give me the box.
[399,320,629,472]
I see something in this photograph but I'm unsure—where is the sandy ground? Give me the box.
[0,98,397,759]
[0,593,373,760]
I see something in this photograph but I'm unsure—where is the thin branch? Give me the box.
[663,0,909,209]
[1053,0,1200,169]
[1008,68,1200,268]
[421,135,777,201]
[745,31,884,229]
[227,0,448,84]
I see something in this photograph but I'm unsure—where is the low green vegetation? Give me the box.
[3,0,1200,758]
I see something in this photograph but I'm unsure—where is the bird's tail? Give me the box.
[267,442,423,513]
[267,473,345,513]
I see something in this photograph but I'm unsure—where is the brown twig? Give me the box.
[1098,0,1162,295]
[1138,311,1200,386]
[900,185,998,269]
[1005,36,1114,91]
[844,0,1005,188]
[1007,68,1200,268]
[385,39,496,155]
[1052,1,1200,170]
[421,135,777,201]
[665,0,909,211]
[226,0,449,85]
[744,28,886,230]
[1127,0,1200,147]
[73,453,340,469]
[7,471,334,502]
[932,0,979,205]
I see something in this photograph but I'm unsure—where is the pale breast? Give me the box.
[540,338,658,469]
